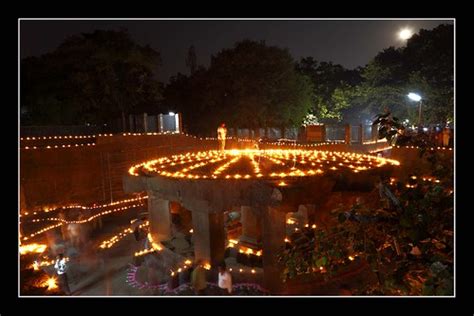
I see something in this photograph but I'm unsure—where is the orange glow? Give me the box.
[19,243,47,255]
[128,149,400,180]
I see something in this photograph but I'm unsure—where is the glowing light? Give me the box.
[134,248,155,257]
[20,243,47,255]
[348,256,355,261]
[408,92,422,102]
[45,277,58,290]
[399,28,414,40]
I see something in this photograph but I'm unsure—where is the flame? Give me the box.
[19,243,47,255]
[37,276,58,291]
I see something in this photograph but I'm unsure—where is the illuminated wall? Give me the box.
[20,134,215,210]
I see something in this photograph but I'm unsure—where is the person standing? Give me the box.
[191,259,207,295]
[217,123,227,152]
[442,127,451,147]
[218,261,232,295]
[54,253,71,295]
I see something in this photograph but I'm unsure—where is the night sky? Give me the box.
[20,19,453,83]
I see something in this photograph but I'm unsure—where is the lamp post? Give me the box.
[407,93,422,127]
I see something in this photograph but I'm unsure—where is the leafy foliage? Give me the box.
[278,113,453,295]
[164,40,313,136]
[372,111,405,145]
[21,29,163,126]
[337,24,453,124]
[296,57,362,122]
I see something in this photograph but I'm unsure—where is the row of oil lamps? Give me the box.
[129,149,400,179]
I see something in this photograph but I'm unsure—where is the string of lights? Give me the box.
[30,203,144,225]
[22,143,96,150]
[19,132,257,150]
[394,145,452,151]
[21,196,147,218]
[98,221,149,250]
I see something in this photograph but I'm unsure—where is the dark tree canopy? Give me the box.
[21,29,163,126]
[164,40,313,136]
[296,57,362,123]
[21,24,453,132]
[339,24,453,125]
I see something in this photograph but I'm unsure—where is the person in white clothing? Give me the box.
[218,262,232,295]
[54,253,71,295]
[217,123,227,152]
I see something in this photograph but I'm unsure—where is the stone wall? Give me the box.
[20,134,218,210]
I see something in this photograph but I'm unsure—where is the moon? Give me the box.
[399,28,413,40]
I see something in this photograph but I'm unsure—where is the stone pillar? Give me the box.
[345,124,351,144]
[143,113,148,133]
[159,114,164,133]
[321,124,327,142]
[358,124,363,144]
[192,208,225,267]
[147,191,172,241]
[176,113,182,133]
[239,206,262,247]
[262,205,287,294]
[372,124,378,141]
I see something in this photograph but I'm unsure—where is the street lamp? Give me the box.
[407,92,423,127]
